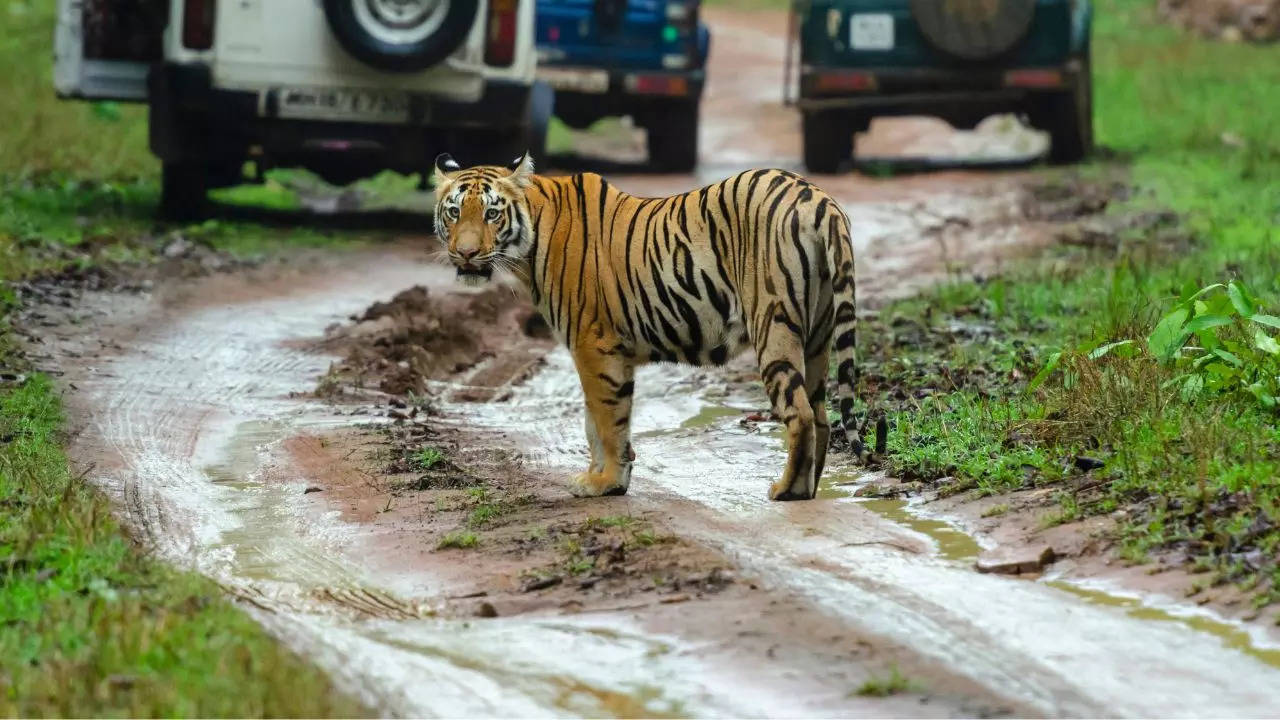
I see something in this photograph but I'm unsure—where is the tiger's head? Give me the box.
[431,152,536,287]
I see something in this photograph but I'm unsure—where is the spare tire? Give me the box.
[909,0,1036,61]
[323,0,478,73]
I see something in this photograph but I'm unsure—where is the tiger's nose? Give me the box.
[458,247,479,262]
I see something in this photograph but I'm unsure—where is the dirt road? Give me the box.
[43,8,1280,718]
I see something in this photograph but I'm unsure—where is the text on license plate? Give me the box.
[276,87,411,123]
[850,13,894,50]
[536,68,610,94]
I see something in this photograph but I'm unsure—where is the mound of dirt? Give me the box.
[317,283,549,397]
[1158,0,1279,42]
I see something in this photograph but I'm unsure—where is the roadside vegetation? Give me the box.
[864,0,1280,609]
[0,4,368,714]
[853,665,917,698]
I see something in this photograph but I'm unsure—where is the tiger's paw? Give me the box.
[769,478,814,502]
[567,471,629,498]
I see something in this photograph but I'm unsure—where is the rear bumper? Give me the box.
[149,62,532,167]
[796,60,1084,113]
[538,66,704,126]
[153,63,532,126]
[539,66,705,102]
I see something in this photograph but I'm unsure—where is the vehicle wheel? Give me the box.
[206,161,246,189]
[323,0,478,72]
[1038,58,1094,164]
[802,110,852,174]
[160,162,209,222]
[647,101,699,172]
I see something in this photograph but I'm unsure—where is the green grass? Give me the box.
[413,447,446,471]
[981,503,1011,518]
[589,514,639,529]
[852,666,916,697]
[437,531,480,549]
[467,503,503,527]
[0,377,366,716]
[865,0,1280,605]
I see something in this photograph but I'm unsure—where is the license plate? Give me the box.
[536,67,610,94]
[850,13,894,50]
[276,87,411,123]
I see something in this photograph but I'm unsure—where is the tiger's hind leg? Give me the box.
[805,344,832,497]
[567,342,635,498]
[761,342,817,502]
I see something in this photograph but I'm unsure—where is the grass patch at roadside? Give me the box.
[438,531,480,549]
[860,0,1280,608]
[0,376,367,716]
[852,666,917,698]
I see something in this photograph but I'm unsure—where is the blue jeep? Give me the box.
[535,0,711,171]
[792,0,1093,172]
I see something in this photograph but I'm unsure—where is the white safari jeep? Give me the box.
[54,0,546,219]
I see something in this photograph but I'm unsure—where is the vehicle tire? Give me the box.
[802,110,852,174]
[160,162,209,222]
[323,0,478,73]
[909,0,1035,61]
[647,100,699,172]
[1037,58,1094,164]
[206,161,246,189]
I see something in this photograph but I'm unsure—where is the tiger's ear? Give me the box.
[431,153,461,188]
[506,151,535,189]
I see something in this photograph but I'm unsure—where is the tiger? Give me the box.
[431,152,872,501]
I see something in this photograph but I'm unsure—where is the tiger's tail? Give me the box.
[826,210,885,461]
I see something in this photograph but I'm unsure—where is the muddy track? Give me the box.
[49,234,1280,717]
[39,7,1280,718]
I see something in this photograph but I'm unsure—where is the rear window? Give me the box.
[83,0,169,62]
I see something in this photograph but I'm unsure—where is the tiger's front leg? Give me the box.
[566,343,635,498]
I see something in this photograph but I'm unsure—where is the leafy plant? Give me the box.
[413,447,445,471]
[1147,281,1280,408]
[1032,281,1280,410]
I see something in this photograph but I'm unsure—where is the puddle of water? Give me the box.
[203,419,377,588]
[829,472,1280,673]
[1049,581,1280,670]
[678,404,742,430]
[817,473,981,562]
[856,498,982,564]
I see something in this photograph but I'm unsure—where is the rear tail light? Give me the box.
[811,70,877,93]
[182,0,216,50]
[485,0,519,67]
[1004,69,1064,88]
[624,74,689,96]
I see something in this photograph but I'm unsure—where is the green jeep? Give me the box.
[791,0,1093,172]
